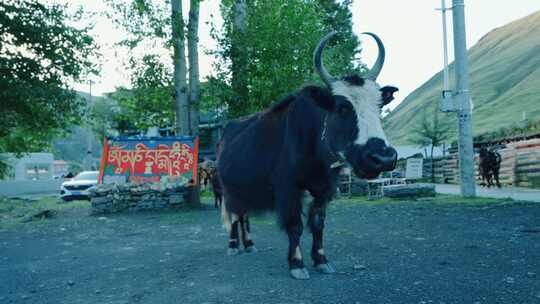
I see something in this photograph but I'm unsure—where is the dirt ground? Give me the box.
[1,195,539,304]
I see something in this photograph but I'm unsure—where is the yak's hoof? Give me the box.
[290,268,310,280]
[315,263,335,274]
[227,248,240,256]
[245,246,258,253]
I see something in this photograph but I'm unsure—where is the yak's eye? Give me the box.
[338,104,352,116]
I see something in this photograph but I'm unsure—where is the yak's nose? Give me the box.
[365,138,397,172]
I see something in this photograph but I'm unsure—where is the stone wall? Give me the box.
[89,181,190,214]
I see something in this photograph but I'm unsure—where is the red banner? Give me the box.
[98,136,199,184]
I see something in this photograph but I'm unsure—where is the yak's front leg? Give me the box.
[493,168,501,188]
[286,213,309,280]
[308,205,335,274]
[227,213,241,256]
[240,216,257,253]
[480,171,487,186]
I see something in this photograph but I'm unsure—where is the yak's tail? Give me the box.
[221,200,231,233]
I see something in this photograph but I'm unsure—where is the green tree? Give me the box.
[104,0,201,137]
[209,0,362,118]
[411,107,453,182]
[110,55,174,132]
[90,97,119,144]
[188,0,201,137]
[104,0,174,132]
[0,0,98,177]
[105,0,202,206]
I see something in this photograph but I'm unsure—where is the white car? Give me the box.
[60,171,99,201]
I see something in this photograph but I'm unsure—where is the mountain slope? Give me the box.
[384,10,540,145]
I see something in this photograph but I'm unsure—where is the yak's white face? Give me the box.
[312,31,398,178]
[331,79,388,146]
[323,76,398,179]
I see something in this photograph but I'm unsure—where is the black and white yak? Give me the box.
[217,32,398,279]
[478,147,502,188]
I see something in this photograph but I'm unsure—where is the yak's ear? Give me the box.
[305,85,335,111]
[380,86,399,107]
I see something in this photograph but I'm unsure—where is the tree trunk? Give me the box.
[430,144,435,183]
[188,0,201,206]
[171,0,189,136]
[188,0,200,137]
[230,0,249,117]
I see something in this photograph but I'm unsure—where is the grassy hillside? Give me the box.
[384,10,540,145]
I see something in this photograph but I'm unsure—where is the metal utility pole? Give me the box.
[86,80,94,170]
[437,0,450,93]
[452,0,476,197]
[437,0,455,113]
[436,1,454,160]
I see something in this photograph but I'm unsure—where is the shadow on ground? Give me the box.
[0,195,539,304]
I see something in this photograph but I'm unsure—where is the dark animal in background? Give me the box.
[198,158,222,207]
[478,147,502,188]
[217,31,398,279]
[198,158,215,190]
[199,168,211,189]
[210,167,223,208]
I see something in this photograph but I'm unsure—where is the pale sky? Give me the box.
[354,0,540,109]
[72,1,540,110]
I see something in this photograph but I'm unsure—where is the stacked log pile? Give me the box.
[89,180,189,214]
[393,138,540,189]
[512,139,540,188]
[496,146,517,186]
[443,154,459,184]
[444,149,517,187]
[422,157,447,183]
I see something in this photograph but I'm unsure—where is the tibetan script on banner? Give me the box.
[99,136,199,184]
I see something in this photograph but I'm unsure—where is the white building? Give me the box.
[1,153,54,181]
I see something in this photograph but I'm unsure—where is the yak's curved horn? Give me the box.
[362,32,385,81]
[313,31,337,88]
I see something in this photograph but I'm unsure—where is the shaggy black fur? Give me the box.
[217,82,397,272]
